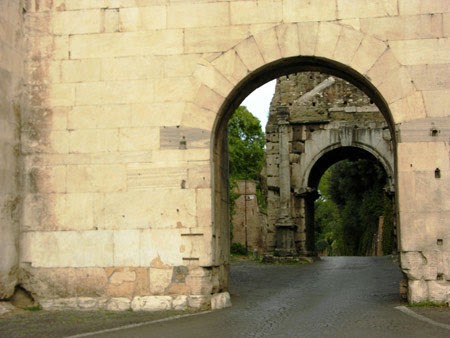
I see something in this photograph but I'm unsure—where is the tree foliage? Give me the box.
[228,106,266,181]
[315,159,395,256]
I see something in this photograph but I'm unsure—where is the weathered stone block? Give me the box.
[231,1,282,24]
[106,297,131,311]
[104,8,119,33]
[194,62,234,98]
[113,231,140,266]
[284,0,336,22]
[194,85,225,112]
[184,26,249,54]
[119,6,166,31]
[315,22,341,58]
[167,3,229,29]
[101,189,197,231]
[69,129,119,154]
[102,56,163,81]
[21,231,114,268]
[211,49,249,85]
[187,164,210,189]
[0,302,16,315]
[70,31,184,59]
[337,0,398,19]
[127,163,186,190]
[360,14,443,40]
[423,90,450,117]
[132,102,184,127]
[408,64,450,91]
[276,24,300,58]
[131,296,172,311]
[188,295,211,310]
[118,127,159,152]
[77,297,101,310]
[149,268,172,295]
[408,279,429,303]
[160,125,209,150]
[234,37,265,72]
[75,80,155,105]
[61,59,102,83]
[253,27,282,64]
[427,281,450,303]
[399,0,450,16]
[350,35,387,75]
[297,22,319,56]
[66,164,126,193]
[173,295,188,311]
[109,270,136,284]
[40,297,78,310]
[332,26,363,66]
[211,292,232,310]
[390,39,450,66]
[68,105,130,130]
[181,103,215,131]
[140,229,184,267]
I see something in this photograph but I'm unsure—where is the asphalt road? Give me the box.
[89,256,450,338]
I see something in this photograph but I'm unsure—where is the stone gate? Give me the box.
[264,72,395,256]
[1,0,449,309]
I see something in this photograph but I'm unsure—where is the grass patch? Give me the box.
[409,301,448,308]
[22,305,42,312]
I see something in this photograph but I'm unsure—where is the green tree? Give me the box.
[315,159,395,256]
[228,106,266,181]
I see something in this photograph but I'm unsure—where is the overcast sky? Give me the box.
[241,80,276,130]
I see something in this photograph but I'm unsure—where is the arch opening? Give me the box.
[305,146,396,257]
[212,56,398,290]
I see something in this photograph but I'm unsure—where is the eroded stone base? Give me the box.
[39,292,231,312]
[402,251,450,304]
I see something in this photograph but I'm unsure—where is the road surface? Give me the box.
[88,256,450,338]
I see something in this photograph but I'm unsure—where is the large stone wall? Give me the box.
[0,0,446,308]
[0,2,24,299]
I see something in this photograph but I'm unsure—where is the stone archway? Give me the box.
[187,22,415,292]
[303,145,395,255]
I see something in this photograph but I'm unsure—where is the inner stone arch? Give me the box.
[303,145,394,256]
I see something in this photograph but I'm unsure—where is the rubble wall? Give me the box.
[0,1,24,299]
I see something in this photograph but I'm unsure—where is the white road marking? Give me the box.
[65,310,212,338]
[395,306,450,331]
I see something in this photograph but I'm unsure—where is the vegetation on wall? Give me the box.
[315,159,395,256]
[227,106,266,242]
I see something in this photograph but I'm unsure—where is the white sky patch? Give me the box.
[241,80,276,130]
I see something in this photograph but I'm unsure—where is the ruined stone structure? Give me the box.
[265,72,394,256]
[231,180,267,253]
[0,0,449,309]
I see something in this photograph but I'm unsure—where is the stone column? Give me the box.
[274,105,297,256]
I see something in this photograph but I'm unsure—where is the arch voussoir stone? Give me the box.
[253,26,282,64]
[233,36,265,73]
[193,60,236,98]
[275,24,301,58]
[314,21,343,58]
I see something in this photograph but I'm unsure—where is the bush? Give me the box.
[230,242,248,256]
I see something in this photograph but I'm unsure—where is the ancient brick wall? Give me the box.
[0,1,25,299]
[0,0,446,308]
